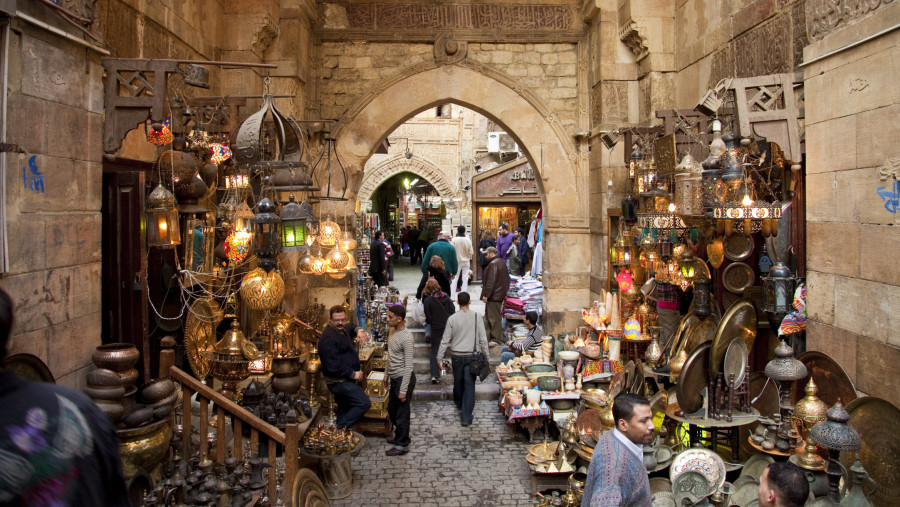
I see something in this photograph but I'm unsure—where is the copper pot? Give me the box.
[83,385,126,401]
[271,375,303,395]
[92,343,140,372]
[117,368,139,387]
[140,377,175,403]
[117,419,173,479]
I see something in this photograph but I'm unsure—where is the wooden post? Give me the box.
[181,383,193,460]
[284,410,299,503]
[159,336,176,379]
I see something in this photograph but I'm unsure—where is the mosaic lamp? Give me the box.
[146,184,181,247]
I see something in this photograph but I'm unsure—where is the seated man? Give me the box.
[500,311,542,364]
[318,305,371,429]
[757,462,810,507]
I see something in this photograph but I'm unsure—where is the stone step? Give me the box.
[411,375,500,402]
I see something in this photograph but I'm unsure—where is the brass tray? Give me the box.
[789,351,857,408]
[576,409,605,441]
[724,235,754,261]
[632,361,645,395]
[723,338,749,387]
[184,297,222,379]
[2,353,54,383]
[739,372,780,460]
[676,342,711,415]
[841,396,900,507]
[709,299,757,380]
[664,314,699,369]
[682,314,719,357]
[722,262,755,294]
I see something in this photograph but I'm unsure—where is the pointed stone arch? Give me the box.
[333,61,591,332]
[356,154,457,207]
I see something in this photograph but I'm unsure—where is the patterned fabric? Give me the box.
[582,360,623,378]
[582,430,652,507]
[779,283,807,336]
[0,371,129,506]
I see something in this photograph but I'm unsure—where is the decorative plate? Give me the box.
[670,447,726,496]
[676,342,712,415]
[2,353,54,383]
[723,338,749,388]
[722,262,755,294]
[184,298,222,379]
[739,453,774,480]
[841,396,900,507]
[731,479,760,507]
[790,351,857,409]
[724,235,754,261]
[672,470,710,505]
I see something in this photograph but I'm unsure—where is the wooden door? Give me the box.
[102,170,150,382]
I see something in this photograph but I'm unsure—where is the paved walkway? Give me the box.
[331,400,537,507]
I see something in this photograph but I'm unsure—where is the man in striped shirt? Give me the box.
[385,304,415,456]
[501,311,543,364]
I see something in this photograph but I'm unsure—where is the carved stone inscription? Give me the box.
[735,14,791,78]
[807,0,896,41]
[342,4,574,30]
[600,81,629,124]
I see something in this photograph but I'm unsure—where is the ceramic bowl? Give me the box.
[525,363,556,374]
[92,343,140,372]
[140,377,175,403]
[558,350,580,361]
[537,376,562,391]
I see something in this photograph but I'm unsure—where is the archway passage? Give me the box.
[357,154,456,205]
[335,62,591,331]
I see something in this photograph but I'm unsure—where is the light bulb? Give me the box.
[742,194,753,206]
[668,202,677,213]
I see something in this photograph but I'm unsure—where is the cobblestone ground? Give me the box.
[331,400,537,507]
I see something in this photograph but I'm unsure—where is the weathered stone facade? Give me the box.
[802,1,900,408]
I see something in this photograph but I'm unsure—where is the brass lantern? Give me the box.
[239,268,285,311]
[317,215,341,247]
[674,154,704,215]
[146,184,181,247]
[280,195,310,252]
[761,261,797,329]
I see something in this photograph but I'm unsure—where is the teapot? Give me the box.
[642,447,658,470]
[841,455,877,507]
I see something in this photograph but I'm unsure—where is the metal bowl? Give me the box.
[117,419,173,479]
[140,377,175,403]
[94,399,126,422]
[92,343,140,372]
[87,368,124,387]
[83,385,126,402]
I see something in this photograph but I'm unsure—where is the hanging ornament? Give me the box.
[225,230,252,265]
[210,143,233,165]
[240,268,285,311]
[616,269,634,293]
[623,313,641,340]
[147,121,173,146]
[707,237,725,269]
[317,215,341,247]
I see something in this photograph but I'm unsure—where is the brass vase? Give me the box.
[792,378,827,441]
[117,418,173,479]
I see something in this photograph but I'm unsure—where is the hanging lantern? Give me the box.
[298,248,315,275]
[707,237,725,269]
[253,196,281,272]
[231,203,254,233]
[317,215,341,247]
[616,269,633,293]
[310,247,328,275]
[209,143,232,165]
[674,154,704,215]
[147,122,173,146]
[280,195,310,252]
[325,244,350,271]
[146,184,181,247]
[239,268,285,310]
[310,137,349,201]
[225,230,252,265]
[677,249,710,288]
[339,230,358,251]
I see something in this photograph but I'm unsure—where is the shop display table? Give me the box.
[505,403,551,442]
[667,408,759,463]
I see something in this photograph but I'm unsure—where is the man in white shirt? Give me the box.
[450,225,474,294]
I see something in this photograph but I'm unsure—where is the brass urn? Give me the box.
[793,378,828,440]
[207,319,256,401]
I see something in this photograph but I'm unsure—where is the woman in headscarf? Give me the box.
[422,278,455,384]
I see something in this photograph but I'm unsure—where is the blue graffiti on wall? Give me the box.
[23,156,44,193]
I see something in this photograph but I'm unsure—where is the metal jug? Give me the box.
[841,455,877,507]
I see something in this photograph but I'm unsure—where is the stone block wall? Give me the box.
[803,2,900,408]
[1,18,105,388]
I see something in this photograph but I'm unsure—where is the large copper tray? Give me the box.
[709,299,757,380]
[841,396,899,507]
[739,372,780,460]
[184,298,223,379]
[677,342,712,415]
[789,351,857,408]
[623,360,635,392]
[682,315,719,358]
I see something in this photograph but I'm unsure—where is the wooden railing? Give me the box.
[169,366,314,501]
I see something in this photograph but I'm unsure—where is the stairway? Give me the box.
[407,326,501,402]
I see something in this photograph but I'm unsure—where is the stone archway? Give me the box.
[333,61,590,331]
[357,154,457,207]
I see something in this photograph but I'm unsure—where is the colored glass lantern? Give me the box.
[280,195,311,252]
[616,269,633,293]
[146,184,181,247]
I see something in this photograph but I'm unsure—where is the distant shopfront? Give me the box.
[471,158,541,278]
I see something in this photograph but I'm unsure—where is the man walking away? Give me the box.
[437,292,489,427]
[421,231,458,280]
[481,246,510,347]
[318,306,372,429]
[385,305,415,456]
[368,230,388,287]
[451,225,474,293]
[582,393,655,506]
[409,224,420,265]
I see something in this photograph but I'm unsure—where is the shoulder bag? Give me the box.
[468,312,491,382]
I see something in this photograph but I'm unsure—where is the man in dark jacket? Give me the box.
[369,230,388,286]
[480,246,510,346]
[421,231,458,278]
[0,288,130,506]
[423,279,455,384]
[318,305,372,429]
[516,226,529,276]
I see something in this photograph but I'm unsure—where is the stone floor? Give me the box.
[331,400,539,507]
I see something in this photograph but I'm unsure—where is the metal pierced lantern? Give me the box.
[761,261,797,328]
[254,196,281,272]
[809,402,862,504]
[146,184,181,247]
[611,230,635,266]
[325,244,350,271]
[674,154,704,215]
[621,193,638,225]
[280,195,309,252]
[317,215,341,247]
[309,247,328,275]
[677,249,710,288]
[239,268,285,310]
[764,337,807,411]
